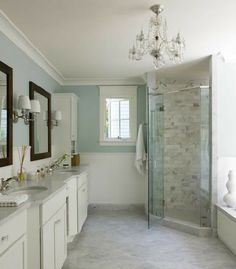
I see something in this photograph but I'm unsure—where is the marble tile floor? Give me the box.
[62,210,236,269]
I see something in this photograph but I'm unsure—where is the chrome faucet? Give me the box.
[0,177,18,192]
[48,154,69,172]
[46,161,58,173]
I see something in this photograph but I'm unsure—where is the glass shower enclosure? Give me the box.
[148,86,211,228]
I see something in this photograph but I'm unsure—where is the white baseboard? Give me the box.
[88,203,145,212]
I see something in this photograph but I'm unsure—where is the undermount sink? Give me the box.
[7,186,48,196]
[57,169,78,173]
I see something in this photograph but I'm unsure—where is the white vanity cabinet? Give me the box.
[77,172,88,233]
[71,96,78,141]
[41,188,67,269]
[66,172,88,237]
[66,177,78,241]
[0,169,89,269]
[52,93,79,159]
[0,210,27,269]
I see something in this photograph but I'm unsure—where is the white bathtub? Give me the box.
[217,205,236,255]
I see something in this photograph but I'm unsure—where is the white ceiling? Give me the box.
[1,0,236,82]
[155,57,211,82]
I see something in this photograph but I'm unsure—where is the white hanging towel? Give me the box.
[135,124,147,175]
[0,194,29,207]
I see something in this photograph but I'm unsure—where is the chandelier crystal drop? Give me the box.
[128,4,185,69]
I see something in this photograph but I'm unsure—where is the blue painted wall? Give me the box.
[0,33,61,146]
[0,32,146,152]
[58,85,146,153]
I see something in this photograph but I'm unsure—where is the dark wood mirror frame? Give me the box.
[29,81,51,161]
[0,61,13,167]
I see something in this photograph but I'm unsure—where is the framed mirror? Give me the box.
[29,81,51,161]
[0,61,13,167]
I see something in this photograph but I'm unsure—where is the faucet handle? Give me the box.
[0,178,4,185]
[0,178,5,191]
[6,176,18,182]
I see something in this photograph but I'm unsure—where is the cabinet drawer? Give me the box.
[0,210,26,254]
[66,177,77,192]
[77,172,88,189]
[41,187,67,225]
[0,235,27,269]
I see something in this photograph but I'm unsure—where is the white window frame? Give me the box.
[99,86,137,146]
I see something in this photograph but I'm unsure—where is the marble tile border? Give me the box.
[150,214,212,237]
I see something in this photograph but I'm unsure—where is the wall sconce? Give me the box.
[51,110,62,128]
[13,95,41,125]
[43,110,62,128]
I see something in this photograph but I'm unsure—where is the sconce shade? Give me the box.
[53,110,62,121]
[18,95,31,110]
[30,100,41,113]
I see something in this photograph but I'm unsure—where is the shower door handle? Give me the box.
[149,158,158,168]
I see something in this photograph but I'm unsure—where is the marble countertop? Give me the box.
[217,204,236,222]
[0,165,89,226]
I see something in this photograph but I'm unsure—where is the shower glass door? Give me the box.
[148,92,164,226]
[148,86,211,228]
[163,87,210,226]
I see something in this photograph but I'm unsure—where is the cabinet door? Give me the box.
[54,205,67,269]
[0,235,27,269]
[52,96,71,157]
[70,96,77,141]
[77,183,88,233]
[82,183,88,225]
[41,204,67,269]
[41,215,55,269]
[67,178,78,238]
[77,186,84,233]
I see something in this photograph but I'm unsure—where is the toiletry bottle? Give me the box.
[36,169,40,180]
[40,168,45,178]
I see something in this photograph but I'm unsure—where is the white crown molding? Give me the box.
[0,10,64,85]
[0,10,146,87]
[63,76,146,86]
[216,51,236,63]
[141,73,147,83]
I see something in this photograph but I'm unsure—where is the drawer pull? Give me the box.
[55,219,61,224]
[1,235,9,243]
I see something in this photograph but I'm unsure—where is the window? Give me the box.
[106,98,130,139]
[100,86,137,145]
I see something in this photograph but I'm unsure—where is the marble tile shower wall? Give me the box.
[164,90,202,224]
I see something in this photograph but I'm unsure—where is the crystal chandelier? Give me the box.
[128,4,185,69]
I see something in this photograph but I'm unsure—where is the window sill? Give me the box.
[99,140,136,146]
